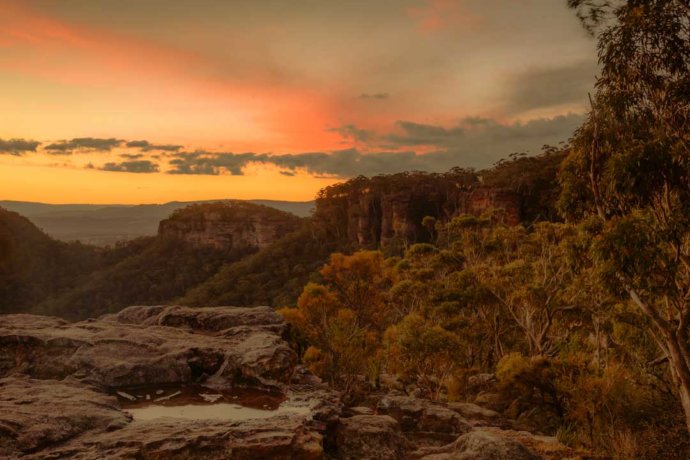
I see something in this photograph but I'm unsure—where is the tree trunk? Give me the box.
[665,333,690,434]
[628,289,690,434]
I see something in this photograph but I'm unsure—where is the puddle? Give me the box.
[126,402,310,421]
[114,384,310,422]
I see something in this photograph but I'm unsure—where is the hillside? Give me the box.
[22,201,303,319]
[3,151,563,318]
[0,208,104,314]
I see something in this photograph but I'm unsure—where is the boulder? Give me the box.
[447,402,509,428]
[376,395,471,433]
[376,396,471,445]
[335,415,407,460]
[415,429,539,460]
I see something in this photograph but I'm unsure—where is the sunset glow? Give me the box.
[0,0,596,203]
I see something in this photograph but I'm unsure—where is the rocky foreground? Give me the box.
[0,306,580,459]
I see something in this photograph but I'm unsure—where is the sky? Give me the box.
[0,0,597,204]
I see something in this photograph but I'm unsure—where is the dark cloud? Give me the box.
[99,160,159,173]
[329,124,375,143]
[375,115,583,162]
[119,153,144,159]
[168,151,258,175]
[45,137,122,154]
[358,93,389,100]
[0,138,41,155]
[166,113,581,177]
[125,140,182,152]
[506,61,597,113]
[383,121,465,147]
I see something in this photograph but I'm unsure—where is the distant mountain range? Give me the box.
[0,200,314,246]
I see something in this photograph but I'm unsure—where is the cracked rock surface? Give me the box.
[0,306,338,459]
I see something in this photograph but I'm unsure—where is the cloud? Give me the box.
[329,124,375,143]
[168,151,258,175]
[383,120,465,147]
[166,113,582,177]
[99,160,159,173]
[45,137,122,154]
[125,140,182,152]
[358,93,389,100]
[119,153,144,159]
[0,138,41,155]
[506,61,597,113]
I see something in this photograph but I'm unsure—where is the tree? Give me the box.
[484,223,582,356]
[279,283,378,396]
[384,313,462,400]
[279,251,395,396]
[562,0,690,432]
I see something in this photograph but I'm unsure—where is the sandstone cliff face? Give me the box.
[315,173,521,250]
[158,201,303,251]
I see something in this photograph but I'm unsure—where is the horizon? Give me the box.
[0,197,316,206]
[0,0,595,203]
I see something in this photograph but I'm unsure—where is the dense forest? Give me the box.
[277,1,690,458]
[0,202,303,318]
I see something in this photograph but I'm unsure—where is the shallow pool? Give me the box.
[126,402,311,421]
[115,384,311,421]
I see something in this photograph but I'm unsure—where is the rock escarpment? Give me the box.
[0,306,338,459]
[158,201,303,250]
[314,172,521,251]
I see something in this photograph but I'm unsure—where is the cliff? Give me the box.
[313,170,521,251]
[158,201,303,251]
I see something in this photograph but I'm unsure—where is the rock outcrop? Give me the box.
[0,306,579,459]
[0,306,297,389]
[314,172,521,250]
[158,201,303,250]
[0,306,339,459]
[413,429,540,460]
[376,395,471,445]
[335,415,408,460]
[332,391,581,460]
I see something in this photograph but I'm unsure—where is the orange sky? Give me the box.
[0,0,596,204]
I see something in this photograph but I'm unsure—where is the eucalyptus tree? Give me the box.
[562,0,690,431]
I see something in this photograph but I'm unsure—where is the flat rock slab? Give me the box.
[0,306,340,459]
[0,306,296,389]
[0,377,128,457]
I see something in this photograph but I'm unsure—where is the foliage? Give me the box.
[0,208,108,314]
[561,0,690,437]
[279,251,396,397]
[384,314,462,400]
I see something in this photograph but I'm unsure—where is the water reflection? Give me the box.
[127,402,310,421]
[115,384,310,421]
